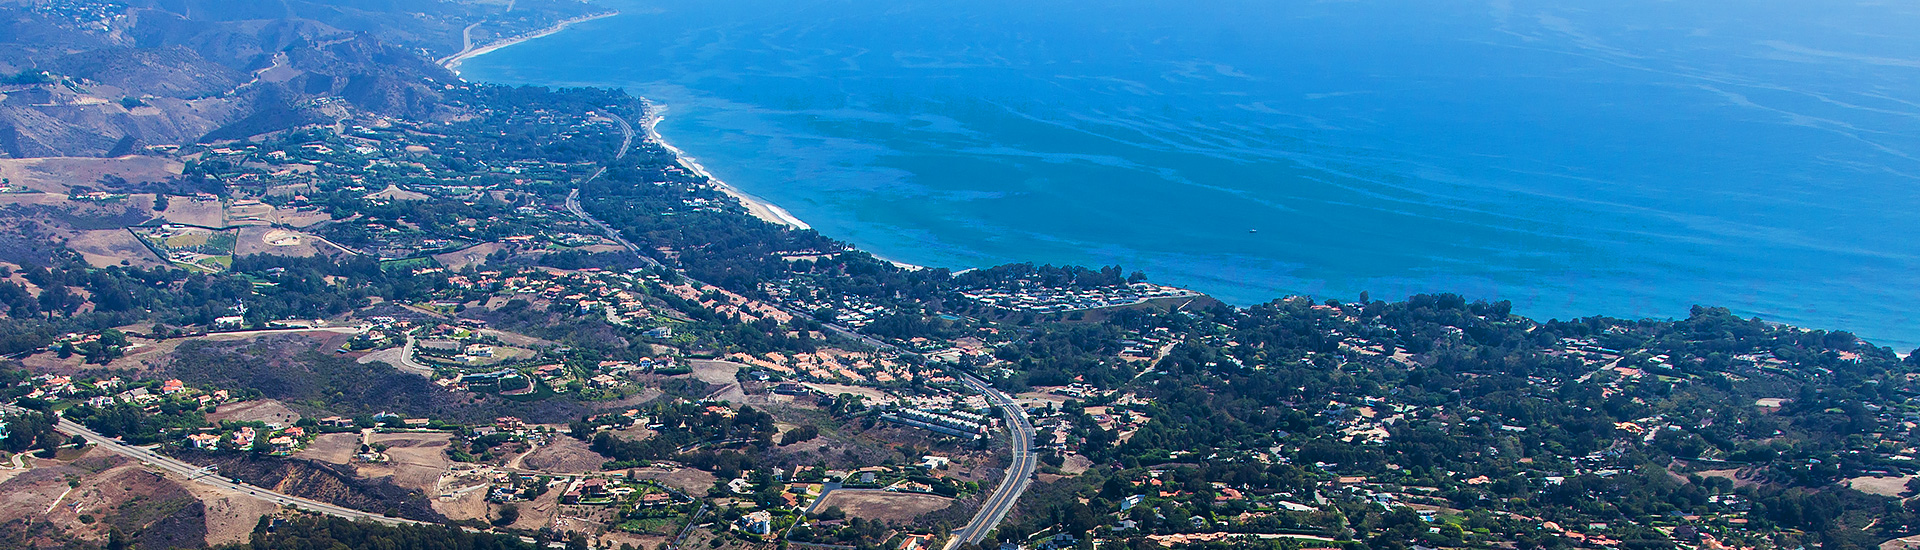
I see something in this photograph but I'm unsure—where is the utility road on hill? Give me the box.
[0,404,420,526]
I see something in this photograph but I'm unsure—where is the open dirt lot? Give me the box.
[180,481,283,545]
[432,479,493,522]
[1848,475,1915,497]
[434,242,507,270]
[157,197,228,227]
[689,360,748,402]
[356,432,454,491]
[295,433,362,465]
[804,383,894,404]
[516,436,611,473]
[813,490,954,522]
[480,328,557,348]
[206,399,303,426]
[235,226,322,257]
[628,466,716,495]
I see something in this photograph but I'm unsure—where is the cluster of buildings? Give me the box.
[761,277,897,328]
[724,349,926,387]
[958,282,1199,313]
[882,407,992,440]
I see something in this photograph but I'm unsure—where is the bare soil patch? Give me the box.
[628,466,716,495]
[206,399,303,426]
[813,490,954,522]
[295,433,362,465]
[434,242,507,270]
[689,359,743,385]
[1061,454,1094,475]
[1848,475,1915,497]
[804,383,893,404]
[157,197,228,227]
[517,436,612,474]
[357,432,453,491]
[432,482,492,521]
[480,328,557,348]
[179,481,281,546]
[234,226,321,257]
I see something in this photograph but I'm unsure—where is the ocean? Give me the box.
[458,0,1920,350]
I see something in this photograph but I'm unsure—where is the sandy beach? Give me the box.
[639,110,814,231]
[441,12,619,72]
[447,13,927,273]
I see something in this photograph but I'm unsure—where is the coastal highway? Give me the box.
[563,109,1039,545]
[0,404,421,527]
[565,110,655,262]
[945,373,1038,550]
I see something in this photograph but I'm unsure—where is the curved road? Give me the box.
[561,109,1037,548]
[946,373,1037,550]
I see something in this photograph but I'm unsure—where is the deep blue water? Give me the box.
[461,0,1920,350]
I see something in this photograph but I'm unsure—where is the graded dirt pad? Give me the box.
[689,360,748,402]
[296,433,362,465]
[628,466,717,495]
[804,383,893,404]
[274,206,333,228]
[433,480,495,523]
[234,226,320,257]
[1061,454,1094,475]
[1015,390,1075,409]
[207,399,303,426]
[434,242,507,270]
[1848,475,1915,497]
[480,328,557,348]
[518,436,611,474]
[357,432,454,492]
[812,490,954,522]
[0,156,184,193]
[508,489,564,530]
[688,359,743,385]
[157,197,228,227]
[602,530,671,550]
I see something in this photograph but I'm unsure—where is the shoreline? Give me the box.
[638,109,815,232]
[448,12,931,272]
[643,111,931,272]
[440,11,620,72]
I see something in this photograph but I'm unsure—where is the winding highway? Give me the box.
[562,108,1038,548]
[946,373,1037,550]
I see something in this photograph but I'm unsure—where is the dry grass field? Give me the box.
[0,156,182,193]
[1848,475,1915,497]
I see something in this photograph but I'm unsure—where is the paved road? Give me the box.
[946,373,1037,550]
[394,335,434,376]
[0,405,420,526]
[562,108,1038,547]
[565,110,653,261]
